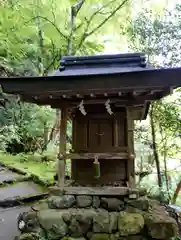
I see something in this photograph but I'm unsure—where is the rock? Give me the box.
[69,218,85,237]
[87,232,94,240]
[124,236,142,240]
[144,211,178,239]
[138,188,147,196]
[31,201,49,211]
[100,198,124,211]
[126,197,150,211]
[69,218,91,237]
[48,186,64,196]
[61,238,86,240]
[76,195,92,208]
[109,212,118,233]
[90,233,109,240]
[38,209,68,239]
[110,234,142,240]
[18,233,40,240]
[74,209,95,222]
[17,211,40,233]
[93,209,109,233]
[62,211,72,223]
[109,233,119,240]
[93,196,100,209]
[125,205,141,213]
[118,212,144,236]
[69,209,95,237]
[48,195,76,209]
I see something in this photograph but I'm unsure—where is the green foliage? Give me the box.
[0,98,56,153]
[129,4,181,67]
[0,0,130,76]
[131,3,181,203]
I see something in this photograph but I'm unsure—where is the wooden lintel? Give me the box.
[50,98,148,109]
[58,152,129,160]
[21,88,168,108]
[60,186,138,196]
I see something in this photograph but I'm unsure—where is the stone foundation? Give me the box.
[16,192,179,240]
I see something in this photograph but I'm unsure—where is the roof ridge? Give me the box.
[59,53,146,71]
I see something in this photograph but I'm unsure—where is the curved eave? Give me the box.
[1,67,181,95]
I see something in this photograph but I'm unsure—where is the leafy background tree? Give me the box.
[128,2,181,203]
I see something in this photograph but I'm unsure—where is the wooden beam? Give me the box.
[58,152,128,160]
[19,85,167,98]
[58,186,138,196]
[58,108,68,187]
[20,87,170,107]
[126,107,135,188]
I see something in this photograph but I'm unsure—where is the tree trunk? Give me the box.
[172,179,181,204]
[150,103,163,189]
[138,155,143,185]
[43,122,49,151]
[159,125,170,201]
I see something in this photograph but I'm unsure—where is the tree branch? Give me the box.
[77,0,129,50]
[68,0,86,55]
[30,16,68,40]
[76,0,115,51]
[44,53,60,75]
[88,0,129,36]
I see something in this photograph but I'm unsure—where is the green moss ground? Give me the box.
[0,152,56,186]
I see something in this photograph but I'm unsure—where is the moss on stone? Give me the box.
[61,238,86,240]
[127,197,150,211]
[118,212,144,236]
[143,211,178,239]
[90,233,109,240]
[38,209,68,239]
[18,233,40,240]
[93,210,109,233]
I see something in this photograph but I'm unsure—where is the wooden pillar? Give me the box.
[58,108,68,187]
[114,116,119,148]
[126,106,135,188]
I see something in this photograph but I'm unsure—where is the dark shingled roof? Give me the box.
[53,53,149,77]
[0,53,181,116]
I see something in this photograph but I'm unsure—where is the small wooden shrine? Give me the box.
[1,53,181,195]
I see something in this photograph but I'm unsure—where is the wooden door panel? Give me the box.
[88,119,99,151]
[73,118,87,151]
[117,118,126,147]
[99,119,114,150]
[73,112,127,152]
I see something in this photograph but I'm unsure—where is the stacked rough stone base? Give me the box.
[17,193,179,240]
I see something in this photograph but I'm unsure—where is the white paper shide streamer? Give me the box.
[79,100,87,115]
[105,99,113,115]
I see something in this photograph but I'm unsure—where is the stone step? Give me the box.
[0,205,31,240]
[0,167,25,184]
[0,182,48,207]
